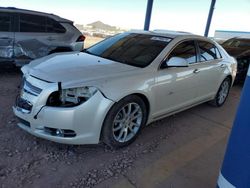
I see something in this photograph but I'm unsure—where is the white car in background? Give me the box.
[13,31,237,148]
[0,7,85,66]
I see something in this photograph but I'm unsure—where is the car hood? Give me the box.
[25,52,138,83]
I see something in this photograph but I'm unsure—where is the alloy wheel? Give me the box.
[218,80,230,105]
[112,103,142,143]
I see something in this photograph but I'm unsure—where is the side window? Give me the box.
[215,47,222,59]
[198,41,217,62]
[0,12,11,32]
[168,40,197,64]
[46,17,66,33]
[19,14,46,32]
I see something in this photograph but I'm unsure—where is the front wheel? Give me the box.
[210,77,231,107]
[101,95,147,148]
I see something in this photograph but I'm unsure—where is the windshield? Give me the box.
[85,33,172,68]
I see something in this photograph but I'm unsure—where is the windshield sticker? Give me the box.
[151,37,171,42]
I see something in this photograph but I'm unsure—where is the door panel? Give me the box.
[192,60,224,101]
[14,13,54,61]
[194,40,226,101]
[153,66,199,118]
[14,13,69,64]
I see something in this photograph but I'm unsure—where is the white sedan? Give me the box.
[13,31,237,148]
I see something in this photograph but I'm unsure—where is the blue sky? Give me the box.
[1,0,250,36]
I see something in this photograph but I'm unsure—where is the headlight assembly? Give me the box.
[61,87,97,104]
[47,87,98,107]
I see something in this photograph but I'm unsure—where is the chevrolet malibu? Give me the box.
[13,31,237,148]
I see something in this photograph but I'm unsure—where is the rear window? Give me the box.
[46,17,66,33]
[86,33,172,68]
[0,12,12,32]
[223,39,250,48]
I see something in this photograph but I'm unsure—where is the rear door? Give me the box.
[14,13,55,62]
[0,12,14,61]
[192,40,225,101]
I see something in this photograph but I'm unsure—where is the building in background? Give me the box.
[214,30,250,40]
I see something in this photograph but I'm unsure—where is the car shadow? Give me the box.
[0,62,21,76]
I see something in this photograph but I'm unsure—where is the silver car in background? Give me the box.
[0,7,85,66]
[13,31,237,148]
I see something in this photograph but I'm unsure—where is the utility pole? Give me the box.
[204,0,216,37]
[144,0,154,30]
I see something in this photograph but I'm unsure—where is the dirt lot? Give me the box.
[0,64,242,188]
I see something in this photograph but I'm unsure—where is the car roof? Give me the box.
[128,29,208,40]
[0,7,73,23]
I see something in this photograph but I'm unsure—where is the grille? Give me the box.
[23,78,42,96]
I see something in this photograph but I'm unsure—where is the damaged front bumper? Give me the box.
[13,75,114,145]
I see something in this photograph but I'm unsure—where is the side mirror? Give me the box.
[166,57,189,67]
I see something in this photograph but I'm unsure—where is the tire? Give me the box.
[209,77,231,107]
[102,95,148,148]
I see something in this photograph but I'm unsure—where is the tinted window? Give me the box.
[0,13,11,32]
[19,14,46,32]
[222,39,234,47]
[86,33,172,68]
[238,40,250,47]
[223,39,250,48]
[168,41,197,64]
[46,17,66,33]
[198,41,217,61]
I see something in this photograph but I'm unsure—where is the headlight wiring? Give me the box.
[47,86,98,107]
[61,87,98,105]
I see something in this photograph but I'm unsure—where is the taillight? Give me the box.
[76,35,85,42]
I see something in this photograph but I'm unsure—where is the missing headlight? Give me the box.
[46,87,98,107]
[46,91,62,106]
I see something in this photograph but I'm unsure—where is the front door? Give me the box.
[153,40,199,118]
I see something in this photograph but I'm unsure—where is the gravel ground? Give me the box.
[0,64,180,188]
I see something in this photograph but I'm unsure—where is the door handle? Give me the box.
[193,69,200,74]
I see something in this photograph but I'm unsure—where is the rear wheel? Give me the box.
[210,77,231,107]
[102,95,147,148]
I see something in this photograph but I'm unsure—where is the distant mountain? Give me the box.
[87,21,117,31]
